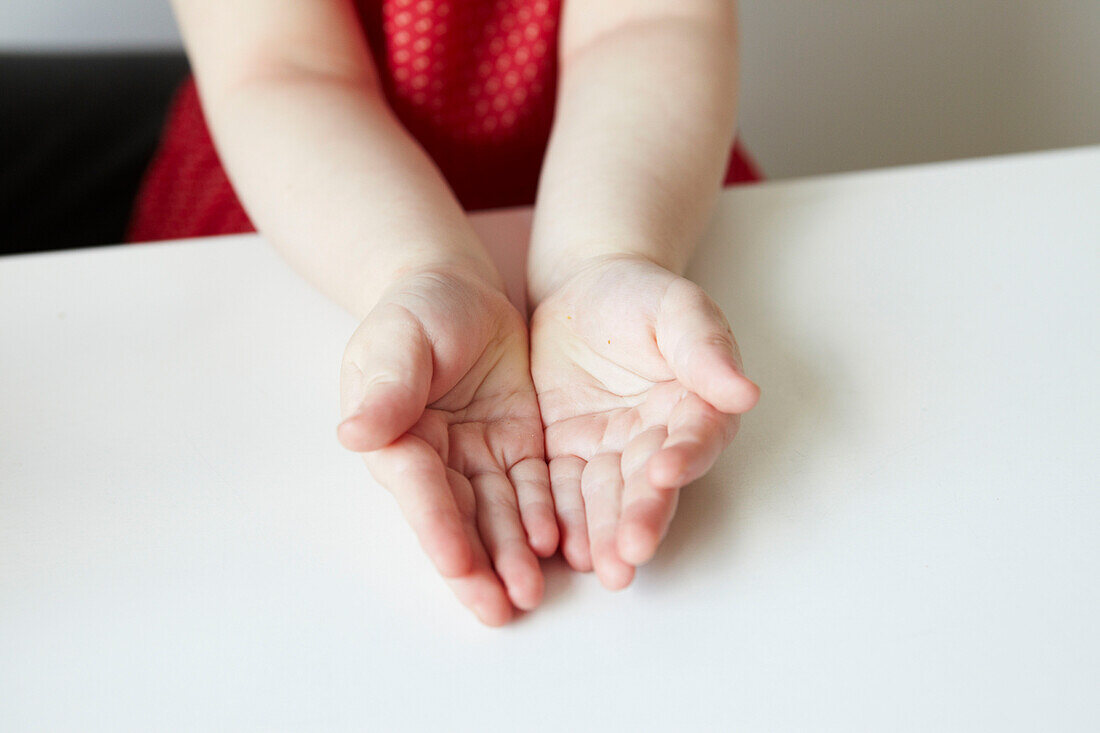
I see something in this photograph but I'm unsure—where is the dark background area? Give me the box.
[0,52,189,255]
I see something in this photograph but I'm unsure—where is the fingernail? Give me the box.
[473,601,507,627]
[337,411,363,432]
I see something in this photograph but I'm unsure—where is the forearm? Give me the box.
[174,0,498,320]
[204,75,499,318]
[527,1,739,303]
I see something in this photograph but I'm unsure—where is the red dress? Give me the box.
[129,0,759,242]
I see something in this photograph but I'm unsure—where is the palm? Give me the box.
[530,257,759,589]
[338,270,556,625]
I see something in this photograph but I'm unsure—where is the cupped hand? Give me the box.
[337,266,557,625]
[530,255,759,589]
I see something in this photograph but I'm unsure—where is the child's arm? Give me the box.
[527,1,759,587]
[174,0,555,625]
[527,0,743,300]
[173,0,499,318]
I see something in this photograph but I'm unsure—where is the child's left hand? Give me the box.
[529,255,760,589]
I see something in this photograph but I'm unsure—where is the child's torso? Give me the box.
[356,0,562,209]
[128,0,757,242]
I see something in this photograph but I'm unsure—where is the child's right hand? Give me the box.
[336,265,557,626]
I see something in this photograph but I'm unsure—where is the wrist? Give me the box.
[353,247,504,319]
[527,250,677,308]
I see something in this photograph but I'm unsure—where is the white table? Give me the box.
[2,147,1098,731]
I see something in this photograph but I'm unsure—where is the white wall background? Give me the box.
[737,1,1100,177]
[2,0,1098,179]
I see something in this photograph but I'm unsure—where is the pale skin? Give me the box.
[174,0,758,625]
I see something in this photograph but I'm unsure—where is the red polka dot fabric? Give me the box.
[379,0,556,140]
[128,0,759,242]
[362,0,562,210]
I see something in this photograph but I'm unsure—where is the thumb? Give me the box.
[338,303,433,452]
[657,280,760,415]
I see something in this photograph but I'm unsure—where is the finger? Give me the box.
[647,395,739,490]
[657,281,760,415]
[471,471,545,611]
[441,469,515,627]
[619,484,680,568]
[581,453,634,590]
[508,457,559,558]
[364,434,472,578]
[338,303,433,452]
[618,427,677,566]
[544,418,607,462]
[548,455,591,572]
